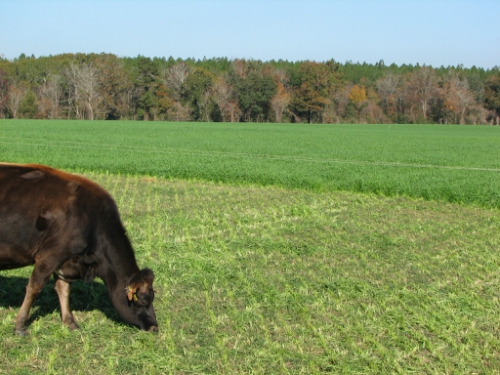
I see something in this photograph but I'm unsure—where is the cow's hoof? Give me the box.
[67,322,80,331]
[15,329,29,337]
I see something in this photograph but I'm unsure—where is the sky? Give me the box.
[1,0,499,69]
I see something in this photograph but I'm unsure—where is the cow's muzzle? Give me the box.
[147,325,159,333]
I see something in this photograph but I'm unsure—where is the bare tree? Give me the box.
[376,73,400,115]
[38,76,61,119]
[78,63,101,120]
[409,66,437,120]
[272,68,290,89]
[162,62,192,100]
[64,63,101,120]
[64,64,83,118]
[0,69,9,118]
[443,72,475,124]
[212,76,233,122]
[7,84,25,118]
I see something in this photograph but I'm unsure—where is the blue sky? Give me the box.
[1,0,498,68]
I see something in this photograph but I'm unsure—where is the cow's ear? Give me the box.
[140,268,155,285]
[127,269,155,301]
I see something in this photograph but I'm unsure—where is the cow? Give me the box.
[0,163,158,335]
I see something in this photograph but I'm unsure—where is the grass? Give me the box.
[1,120,500,373]
[1,173,500,374]
[0,119,499,208]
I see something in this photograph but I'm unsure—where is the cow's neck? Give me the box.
[98,239,141,293]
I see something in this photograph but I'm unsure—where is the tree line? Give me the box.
[0,53,499,124]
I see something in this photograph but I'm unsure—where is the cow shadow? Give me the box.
[0,274,124,328]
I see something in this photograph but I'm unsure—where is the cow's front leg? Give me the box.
[14,266,52,335]
[54,277,80,330]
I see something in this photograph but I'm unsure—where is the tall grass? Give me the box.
[1,119,499,208]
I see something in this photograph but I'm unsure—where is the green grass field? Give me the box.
[1,120,500,374]
[1,119,500,208]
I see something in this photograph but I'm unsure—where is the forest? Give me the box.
[0,53,499,124]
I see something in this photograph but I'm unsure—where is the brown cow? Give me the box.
[0,163,158,335]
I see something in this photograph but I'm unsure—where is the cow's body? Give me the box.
[0,163,158,334]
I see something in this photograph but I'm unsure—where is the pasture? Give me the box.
[1,120,500,374]
[1,120,499,208]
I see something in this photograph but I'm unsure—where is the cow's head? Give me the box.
[125,268,158,332]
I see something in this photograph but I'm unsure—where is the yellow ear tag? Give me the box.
[127,286,136,302]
